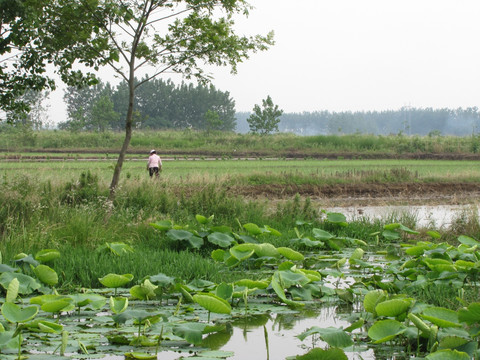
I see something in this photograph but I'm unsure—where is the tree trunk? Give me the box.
[109,78,135,200]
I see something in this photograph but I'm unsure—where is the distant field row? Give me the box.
[2,158,480,186]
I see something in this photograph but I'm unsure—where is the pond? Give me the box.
[326,203,480,228]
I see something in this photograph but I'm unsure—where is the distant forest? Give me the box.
[32,78,480,136]
[236,108,480,136]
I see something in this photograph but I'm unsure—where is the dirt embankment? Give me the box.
[229,182,480,207]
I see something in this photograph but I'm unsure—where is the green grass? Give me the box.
[1,129,480,156]
[2,158,480,186]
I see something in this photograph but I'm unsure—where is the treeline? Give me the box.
[237,107,480,136]
[58,78,236,131]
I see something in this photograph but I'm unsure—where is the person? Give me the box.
[147,149,162,178]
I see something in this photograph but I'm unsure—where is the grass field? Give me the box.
[2,157,480,186]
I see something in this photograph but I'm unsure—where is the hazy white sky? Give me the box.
[47,0,480,123]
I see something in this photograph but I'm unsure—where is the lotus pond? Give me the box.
[1,213,480,359]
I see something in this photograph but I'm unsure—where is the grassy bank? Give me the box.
[1,128,480,157]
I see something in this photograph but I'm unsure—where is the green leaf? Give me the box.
[253,243,280,258]
[277,247,304,261]
[1,302,38,323]
[69,293,106,309]
[193,293,232,314]
[297,327,353,348]
[0,272,41,295]
[312,228,334,240]
[326,212,348,226]
[375,299,410,317]
[421,307,462,328]
[34,264,58,286]
[125,352,157,359]
[215,283,233,301]
[106,242,134,256]
[368,319,406,343]
[234,279,269,289]
[35,249,60,263]
[208,232,236,248]
[37,321,64,333]
[425,349,471,360]
[109,296,128,314]
[41,298,75,313]
[149,220,173,231]
[458,303,480,325]
[99,273,134,288]
[296,347,348,360]
[457,235,480,247]
[130,279,158,300]
[243,223,263,236]
[173,322,207,345]
[230,244,255,261]
[363,290,387,314]
[6,278,19,303]
[149,273,175,287]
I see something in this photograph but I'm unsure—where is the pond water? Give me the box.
[326,203,480,228]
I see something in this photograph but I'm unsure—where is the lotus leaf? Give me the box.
[299,269,322,282]
[69,293,106,309]
[196,214,213,224]
[173,322,208,345]
[178,284,194,303]
[99,273,134,288]
[264,225,281,236]
[457,235,480,247]
[106,242,134,256]
[208,232,236,248]
[149,220,173,231]
[364,290,387,314]
[125,352,157,360]
[408,313,433,338]
[368,319,406,343]
[41,298,75,313]
[0,264,18,273]
[5,278,19,303]
[425,349,471,360]
[458,303,480,325]
[215,282,233,300]
[109,296,129,314]
[37,321,64,333]
[230,244,255,261]
[193,293,231,314]
[149,273,175,287]
[326,212,348,226]
[438,336,470,350]
[277,270,310,288]
[349,248,364,263]
[297,326,353,348]
[382,230,400,241]
[35,249,60,263]
[1,302,38,323]
[188,279,216,291]
[34,264,59,286]
[405,243,431,256]
[375,299,411,318]
[253,243,280,258]
[0,272,41,295]
[243,223,263,236]
[234,279,269,289]
[312,228,334,240]
[296,347,348,360]
[277,247,304,261]
[130,279,158,300]
[421,307,462,328]
[211,248,227,262]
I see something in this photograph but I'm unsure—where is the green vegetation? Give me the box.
[1,129,480,157]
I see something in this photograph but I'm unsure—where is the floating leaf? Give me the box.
[1,302,38,323]
[125,352,157,359]
[0,272,41,295]
[173,322,207,345]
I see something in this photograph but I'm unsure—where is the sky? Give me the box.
[46,0,480,124]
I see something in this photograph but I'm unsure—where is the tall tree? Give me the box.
[247,95,283,135]
[0,0,111,119]
[74,0,273,198]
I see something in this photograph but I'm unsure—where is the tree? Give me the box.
[247,96,283,135]
[0,0,111,119]
[71,0,273,198]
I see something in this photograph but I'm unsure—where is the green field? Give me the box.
[2,158,480,188]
